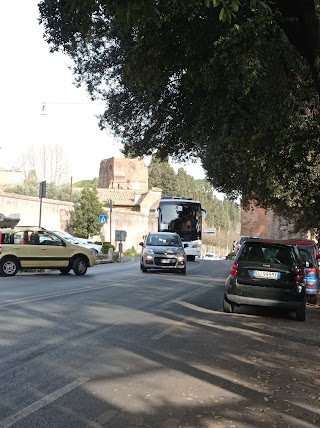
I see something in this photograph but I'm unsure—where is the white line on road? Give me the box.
[0,377,89,428]
[152,319,190,340]
[0,277,148,308]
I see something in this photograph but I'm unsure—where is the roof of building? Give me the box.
[96,189,142,206]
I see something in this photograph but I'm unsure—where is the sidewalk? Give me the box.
[94,254,132,265]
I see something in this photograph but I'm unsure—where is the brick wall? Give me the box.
[241,202,309,240]
[99,157,148,191]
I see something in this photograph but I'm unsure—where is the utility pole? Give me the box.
[69,176,73,202]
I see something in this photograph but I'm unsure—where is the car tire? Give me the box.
[0,257,19,277]
[296,303,306,321]
[307,294,318,305]
[60,267,71,275]
[223,296,234,313]
[187,255,196,261]
[141,263,148,273]
[72,258,87,276]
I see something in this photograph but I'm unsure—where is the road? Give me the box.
[0,259,319,428]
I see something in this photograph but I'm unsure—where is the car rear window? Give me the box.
[298,247,314,266]
[238,242,296,265]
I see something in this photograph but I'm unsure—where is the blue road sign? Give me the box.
[99,215,108,224]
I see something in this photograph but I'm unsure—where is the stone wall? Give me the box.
[100,209,158,251]
[0,192,74,230]
[0,192,158,251]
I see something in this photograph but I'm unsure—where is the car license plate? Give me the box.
[161,259,171,264]
[253,270,280,279]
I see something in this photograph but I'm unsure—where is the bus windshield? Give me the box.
[158,201,202,241]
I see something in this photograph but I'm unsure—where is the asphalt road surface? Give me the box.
[0,259,319,428]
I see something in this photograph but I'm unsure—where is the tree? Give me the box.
[38,0,320,232]
[5,170,81,203]
[72,188,104,238]
[73,178,99,188]
[19,144,70,185]
[148,157,177,195]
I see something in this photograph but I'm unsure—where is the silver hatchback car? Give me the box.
[139,232,187,274]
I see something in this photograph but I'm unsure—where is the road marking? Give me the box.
[152,319,188,340]
[0,378,89,428]
[0,277,148,308]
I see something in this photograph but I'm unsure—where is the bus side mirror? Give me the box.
[202,209,207,220]
[155,209,159,218]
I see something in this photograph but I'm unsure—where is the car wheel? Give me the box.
[141,263,148,273]
[0,257,19,277]
[60,267,71,275]
[187,255,196,261]
[307,294,318,305]
[296,303,306,321]
[72,258,87,276]
[223,296,234,313]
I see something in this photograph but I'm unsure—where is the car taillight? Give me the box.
[230,261,239,277]
[295,268,303,283]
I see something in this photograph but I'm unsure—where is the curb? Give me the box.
[95,256,132,265]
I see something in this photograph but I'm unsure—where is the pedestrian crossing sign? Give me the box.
[99,215,108,224]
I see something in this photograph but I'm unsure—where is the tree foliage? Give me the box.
[38,0,320,232]
[148,157,177,195]
[71,188,104,238]
[73,178,99,188]
[4,170,81,203]
[19,144,70,186]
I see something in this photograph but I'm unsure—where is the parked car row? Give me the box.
[201,252,224,260]
[224,238,320,322]
[52,230,103,255]
[234,235,259,252]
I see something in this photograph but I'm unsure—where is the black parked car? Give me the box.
[224,239,306,321]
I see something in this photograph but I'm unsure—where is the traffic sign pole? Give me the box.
[109,200,112,246]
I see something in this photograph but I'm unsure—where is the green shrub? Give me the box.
[101,242,116,254]
[123,246,139,257]
[226,250,236,260]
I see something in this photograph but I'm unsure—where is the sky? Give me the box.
[0,0,205,183]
